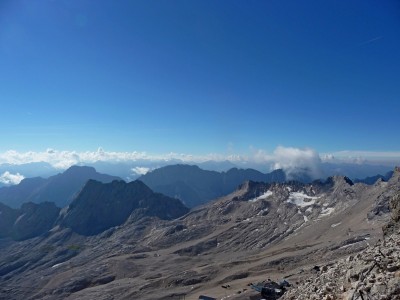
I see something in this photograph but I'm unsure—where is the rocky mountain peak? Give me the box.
[389,166,400,184]
[60,180,188,236]
[325,175,354,186]
[62,165,99,177]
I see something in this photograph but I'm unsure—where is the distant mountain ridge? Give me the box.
[139,164,286,207]
[353,170,394,185]
[0,166,120,208]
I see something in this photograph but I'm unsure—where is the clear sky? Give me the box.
[1,0,400,157]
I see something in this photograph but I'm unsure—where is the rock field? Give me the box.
[282,192,400,300]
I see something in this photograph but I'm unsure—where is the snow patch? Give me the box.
[257,208,269,216]
[331,222,341,228]
[287,192,319,207]
[14,214,26,225]
[320,207,335,217]
[306,207,313,213]
[249,190,273,202]
[51,262,66,269]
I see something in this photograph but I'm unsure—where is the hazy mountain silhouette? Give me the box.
[139,164,286,207]
[354,170,394,185]
[0,166,120,208]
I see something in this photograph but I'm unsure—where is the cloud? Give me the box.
[0,149,241,169]
[271,146,322,180]
[0,171,25,185]
[131,167,150,175]
[321,151,400,165]
[0,147,398,181]
[245,146,322,179]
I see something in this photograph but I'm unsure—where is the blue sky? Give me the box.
[1,0,400,158]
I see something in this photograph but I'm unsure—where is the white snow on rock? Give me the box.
[14,213,26,225]
[331,222,341,228]
[320,207,335,217]
[287,192,319,207]
[249,190,273,202]
[257,208,269,216]
[51,262,66,269]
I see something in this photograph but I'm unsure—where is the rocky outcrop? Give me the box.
[282,188,400,300]
[383,193,400,236]
[282,233,400,300]
[60,180,189,236]
[369,167,400,221]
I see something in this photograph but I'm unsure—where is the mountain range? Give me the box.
[0,160,395,187]
[0,164,287,209]
[0,166,398,299]
[139,164,286,207]
[0,163,394,211]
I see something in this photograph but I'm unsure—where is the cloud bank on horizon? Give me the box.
[0,146,399,179]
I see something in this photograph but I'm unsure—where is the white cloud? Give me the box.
[0,147,398,180]
[131,167,150,175]
[0,171,25,185]
[245,146,322,179]
[271,146,322,180]
[0,149,244,169]
[321,151,400,165]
